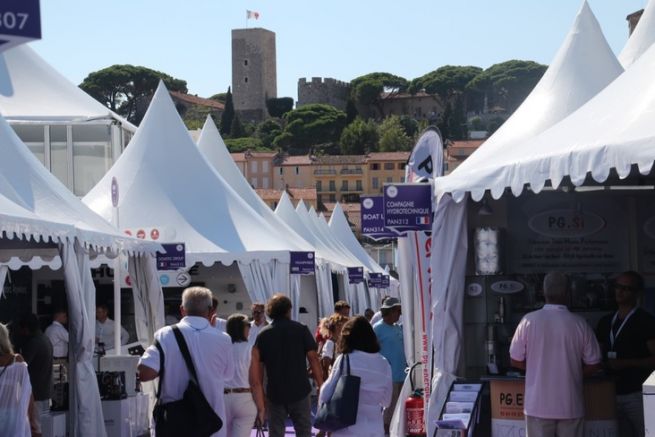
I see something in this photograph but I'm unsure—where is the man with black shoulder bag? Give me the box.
[139,287,235,437]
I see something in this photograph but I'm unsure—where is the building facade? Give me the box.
[231,28,277,122]
[312,155,367,205]
[255,188,317,210]
[445,140,484,174]
[366,152,409,194]
[378,91,443,121]
[273,155,315,190]
[230,151,278,189]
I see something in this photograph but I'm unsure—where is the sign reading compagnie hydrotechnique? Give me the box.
[383,184,433,235]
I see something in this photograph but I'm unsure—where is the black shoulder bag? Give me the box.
[153,325,223,437]
[314,353,361,431]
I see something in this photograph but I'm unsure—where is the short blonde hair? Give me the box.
[0,323,14,355]
[181,286,213,316]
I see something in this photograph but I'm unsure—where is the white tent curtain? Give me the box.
[0,265,7,298]
[60,240,107,437]
[315,263,335,318]
[426,194,468,437]
[238,259,300,319]
[355,282,370,315]
[390,235,420,437]
[128,254,165,345]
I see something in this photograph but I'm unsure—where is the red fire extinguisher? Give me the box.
[405,363,426,437]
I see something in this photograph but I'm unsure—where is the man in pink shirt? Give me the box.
[510,272,602,437]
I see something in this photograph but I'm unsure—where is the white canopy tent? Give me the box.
[0,45,134,128]
[619,0,655,69]
[84,82,309,309]
[0,108,161,437]
[427,3,630,436]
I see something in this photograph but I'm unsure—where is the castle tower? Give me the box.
[231,28,277,122]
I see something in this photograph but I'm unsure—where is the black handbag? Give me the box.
[314,353,361,431]
[153,325,223,437]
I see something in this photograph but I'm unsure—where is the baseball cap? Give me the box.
[381,297,401,309]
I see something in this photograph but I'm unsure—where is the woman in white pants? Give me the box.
[319,316,393,437]
[224,314,258,437]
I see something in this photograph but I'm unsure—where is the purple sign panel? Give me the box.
[383,183,433,234]
[156,243,186,271]
[381,275,390,288]
[367,272,383,288]
[0,1,41,51]
[347,267,364,284]
[290,251,315,275]
[361,195,396,240]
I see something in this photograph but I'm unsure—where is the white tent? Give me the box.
[427,3,630,436]
[0,108,161,437]
[84,82,306,306]
[619,0,655,69]
[0,45,133,128]
[435,2,630,202]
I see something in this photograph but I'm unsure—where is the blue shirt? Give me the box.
[373,321,406,382]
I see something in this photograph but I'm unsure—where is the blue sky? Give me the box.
[34,1,646,101]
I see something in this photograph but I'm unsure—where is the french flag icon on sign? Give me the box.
[416,216,430,225]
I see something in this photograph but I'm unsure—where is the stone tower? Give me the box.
[231,28,277,122]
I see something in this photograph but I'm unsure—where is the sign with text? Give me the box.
[347,267,364,284]
[360,195,396,240]
[381,274,390,288]
[156,243,186,271]
[290,251,315,275]
[506,192,629,274]
[367,272,383,288]
[383,184,433,235]
[0,1,41,52]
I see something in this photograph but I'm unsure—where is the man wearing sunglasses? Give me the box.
[596,271,655,437]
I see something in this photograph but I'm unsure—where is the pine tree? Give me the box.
[230,114,246,138]
[220,87,235,136]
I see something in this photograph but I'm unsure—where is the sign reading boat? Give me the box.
[527,209,605,239]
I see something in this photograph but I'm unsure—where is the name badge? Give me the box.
[607,351,617,360]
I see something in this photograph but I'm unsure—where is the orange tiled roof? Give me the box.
[280,155,314,166]
[255,188,317,201]
[230,152,246,162]
[314,155,367,165]
[170,91,224,110]
[449,140,484,149]
[366,152,410,162]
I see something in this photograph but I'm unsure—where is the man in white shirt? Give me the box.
[210,297,228,332]
[45,309,69,359]
[138,286,235,437]
[95,303,129,351]
[248,303,268,344]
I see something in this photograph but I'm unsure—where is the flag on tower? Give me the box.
[246,10,260,20]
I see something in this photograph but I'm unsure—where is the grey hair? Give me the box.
[181,286,213,316]
[543,272,569,303]
[0,323,14,355]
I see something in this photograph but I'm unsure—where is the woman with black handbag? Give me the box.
[317,316,393,437]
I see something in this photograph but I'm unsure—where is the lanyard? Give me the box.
[609,307,637,351]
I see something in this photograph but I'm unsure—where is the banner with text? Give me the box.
[0,1,41,52]
[361,195,396,240]
[383,184,433,235]
[347,267,364,284]
[156,243,186,271]
[290,251,315,275]
[367,272,383,288]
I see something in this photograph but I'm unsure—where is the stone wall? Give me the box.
[297,77,350,111]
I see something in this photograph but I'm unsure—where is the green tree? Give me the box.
[350,72,408,118]
[230,113,246,138]
[273,104,347,154]
[409,65,484,113]
[266,97,294,118]
[256,119,283,148]
[470,116,485,131]
[438,102,453,141]
[220,87,235,137]
[80,65,187,124]
[378,116,412,152]
[209,92,227,103]
[467,60,547,112]
[345,98,358,125]
[339,118,379,155]
[224,137,267,152]
[487,116,506,135]
[398,115,419,138]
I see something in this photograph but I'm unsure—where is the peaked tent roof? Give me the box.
[84,82,298,265]
[437,27,655,202]
[328,203,385,274]
[0,109,156,256]
[0,45,135,130]
[435,1,625,201]
[196,116,313,252]
[619,0,655,68]
[274,192,352,269]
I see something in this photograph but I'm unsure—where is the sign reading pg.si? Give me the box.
[528,209,605,239]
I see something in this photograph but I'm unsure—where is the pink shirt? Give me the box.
[509,304,601,419]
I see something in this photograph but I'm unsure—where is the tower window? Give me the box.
[244,77,248,83]
[244,59,248,66]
